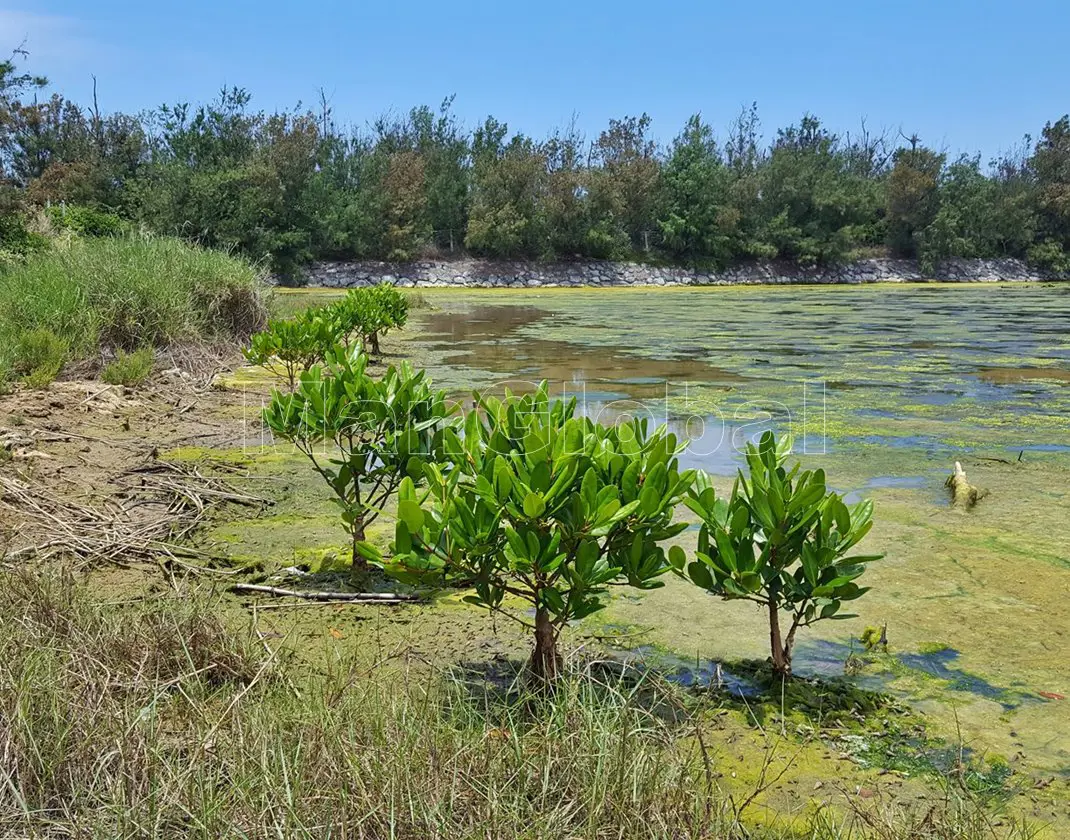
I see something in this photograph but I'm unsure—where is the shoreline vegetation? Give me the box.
[4,52,1070,285]
[0,234,267,391]
[0,565,1040,840]
[0,256,1064,836]
[2,48,1068,840]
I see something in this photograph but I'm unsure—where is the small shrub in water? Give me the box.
[389,383,696,682]
[243,310,338,390]
[674,431,881,678]
[327,283,409,355]
[101,347,154,386]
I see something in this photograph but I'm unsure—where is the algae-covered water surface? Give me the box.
[394,283,1070,775]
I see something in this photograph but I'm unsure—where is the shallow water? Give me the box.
[409,284,1070,447]
[401,284,1070,774]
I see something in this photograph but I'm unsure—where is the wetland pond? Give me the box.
[393,283,1070,774]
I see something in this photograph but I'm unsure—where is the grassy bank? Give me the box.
[0,565,1040,840]
[0,235,267,387]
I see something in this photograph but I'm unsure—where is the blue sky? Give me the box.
[4,0,1068,160]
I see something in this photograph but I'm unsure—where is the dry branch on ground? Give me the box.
[0,459,268,568]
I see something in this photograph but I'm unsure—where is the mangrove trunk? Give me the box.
[529,606,561,683]
[768,597,792,678]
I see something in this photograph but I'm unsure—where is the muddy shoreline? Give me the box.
[2,290,1069,830]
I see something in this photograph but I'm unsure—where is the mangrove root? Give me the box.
[229,583,421,604]
[945,461,989,508]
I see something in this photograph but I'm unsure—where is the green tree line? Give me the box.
[4,50,1070,279]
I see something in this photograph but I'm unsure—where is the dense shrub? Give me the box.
[243,310,338,389]
[0,212,49,265]
[328,282,409,354]
[1026,239,1070,275]
[390,384,695,681]
[674,431,879,677]
[0,235,267,358]
[45,204,124,237]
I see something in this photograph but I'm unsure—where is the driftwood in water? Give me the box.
[946,461,989,508]
[229,583,421,604]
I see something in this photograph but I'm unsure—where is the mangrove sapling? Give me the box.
[673,431,881,679]
[243,310,338,390]
[328,283,409,356]
[384,384,696,682]
[261,346,452,587]
[368,282,409,353]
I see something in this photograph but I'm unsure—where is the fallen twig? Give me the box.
[78,385,116,407]
[229,583,421,603]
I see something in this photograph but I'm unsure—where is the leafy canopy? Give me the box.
[384,384,696,679]
[262,345,453,583]
[673,431,880,676]
[243,309,338,390]
[328,283,409,354]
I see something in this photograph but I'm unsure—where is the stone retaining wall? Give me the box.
[302,257,1058,289]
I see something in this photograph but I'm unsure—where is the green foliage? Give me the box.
[261,346,453,585]
[917,154,1037,268]
[674,431,881,677]
[46,204,123,237]
[14,327,67,388]
[327,282,409,355]
[0,235,266,359]
[1030,116,1070,254]
[388,383,696,680]
[101,347,154,386]
[589,114,662,251]
[127,89,319,280]
[658,115,736,264]
[0,212,49,262]
[886,144,945,259]
[465,124,548,258]
[7,49,1070,273]
[1026,239,1070,274]
[243,310,338,389]
[755,115,884,266]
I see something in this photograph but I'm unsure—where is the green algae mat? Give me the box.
[389,283,1070,777]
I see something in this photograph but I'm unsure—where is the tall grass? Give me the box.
[0,235,267,361]
[0,566,1040,840]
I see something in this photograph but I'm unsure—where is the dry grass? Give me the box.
[0,565,1045,839]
